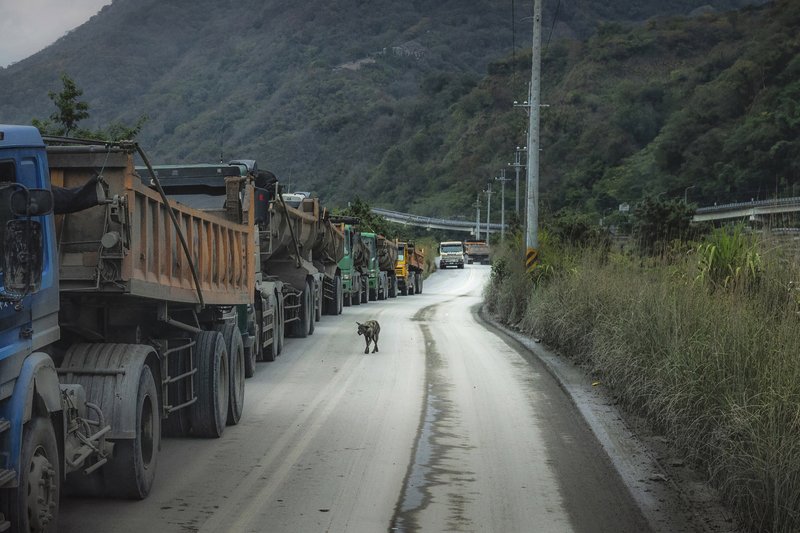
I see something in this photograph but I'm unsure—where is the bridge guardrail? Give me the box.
[371,207,506,232]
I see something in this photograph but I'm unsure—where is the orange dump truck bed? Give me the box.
[49,146,254,306]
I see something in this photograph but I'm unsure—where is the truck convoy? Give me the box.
[0,127,263,533]
[0,125,375,533]
[135,164,346,359]
[333,220,402,305]
[438,241,465,269]
[396,241,425,295]
[0,125,430,533]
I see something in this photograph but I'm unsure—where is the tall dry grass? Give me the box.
[486,235,800,532]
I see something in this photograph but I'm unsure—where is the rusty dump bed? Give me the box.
[403,243,425,271]
[377,236,398,271]
[49,146,254,306]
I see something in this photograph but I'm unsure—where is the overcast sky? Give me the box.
[0,0,112,67]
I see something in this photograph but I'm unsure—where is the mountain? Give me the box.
[0,0,770,214]
[349,0,798,219]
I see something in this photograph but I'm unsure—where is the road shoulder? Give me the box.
[477,305,740,533]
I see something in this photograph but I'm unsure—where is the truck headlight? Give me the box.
[343,273,351,280]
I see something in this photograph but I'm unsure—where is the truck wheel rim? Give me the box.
[27,448,57,530]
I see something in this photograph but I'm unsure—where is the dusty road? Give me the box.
[59,265,651,533]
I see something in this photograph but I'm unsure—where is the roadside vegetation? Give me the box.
[485,206,800,532]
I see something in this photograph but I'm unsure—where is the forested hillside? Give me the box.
[0,0,772,215]
[391,0,800,218]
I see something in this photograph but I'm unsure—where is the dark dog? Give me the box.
[357,320,380,354]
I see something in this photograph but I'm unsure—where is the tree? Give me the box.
[32,72,89,137]
[32,72,147,141]
[631,197,697,254]
[335,196,396,238]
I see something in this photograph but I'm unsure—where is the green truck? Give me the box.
[360,232,387,301]
[333,218,368,306]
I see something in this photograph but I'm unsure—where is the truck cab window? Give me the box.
[0,160,16,274]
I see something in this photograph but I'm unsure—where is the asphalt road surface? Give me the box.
[59,265,652,533]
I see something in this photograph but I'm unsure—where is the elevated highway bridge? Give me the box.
[371,207,505,236]
[693,197,800,223]
[373,197,800,234]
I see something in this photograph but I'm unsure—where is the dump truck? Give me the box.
[136,166,345,365]
[439,241,465,269]
[396,241,424,295]
[464,240,490,264]
[312,208,345,316]
[377,235,399,298]
[359,232,389,301]
[0,127,259,533]
[332,218,368,307]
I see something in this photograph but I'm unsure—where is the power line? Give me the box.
[543,0,562,60]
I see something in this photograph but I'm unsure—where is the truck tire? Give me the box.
[189,331,229,438]
[389,276,397,298]
[244,318,264,378]
[458,263,464,269]
[104,365,159,499]
[244,317,258,378]
[215,324,245,426]
[408,276,415,295]
[400,283,408,296]
[262,316,278,362]
[326,274,341,315]
[337,277,344,314]
[352,279,361,305]
[276,307,285,354]
[416,272,423,294]
[369,286,378,301]
[314,279,322,323]
[361,277,369,304]
[8,416,60,533]
[309,280,317,335]
[162,338,192,437]
[291,281,312,338]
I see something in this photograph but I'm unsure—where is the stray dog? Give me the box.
[357,320,380,354]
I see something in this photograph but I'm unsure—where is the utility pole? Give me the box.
[483,183,495,242]
[508,146,526,214]
[474,195,482,240]
[496,170,512,246]
[526,0,542,273]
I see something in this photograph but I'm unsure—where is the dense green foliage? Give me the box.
[0,0,770,217]
[630,196,697,253]
[538,1,800,213]
[406,0,799,223]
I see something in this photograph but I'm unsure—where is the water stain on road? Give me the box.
[388,303,473,532]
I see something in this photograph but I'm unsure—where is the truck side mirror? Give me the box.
[10,188,54,217]
[3,219,44,295]
[254,187,270,225]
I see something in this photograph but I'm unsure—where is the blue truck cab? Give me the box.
[0,125,63,533]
